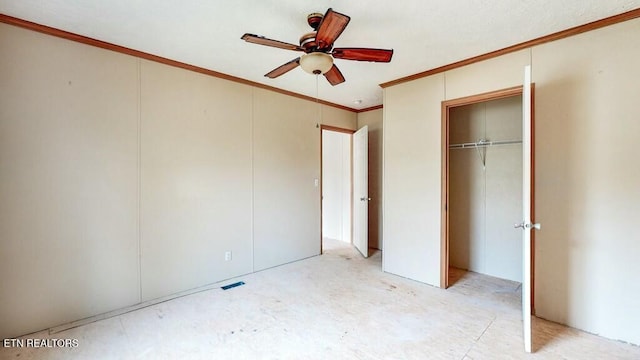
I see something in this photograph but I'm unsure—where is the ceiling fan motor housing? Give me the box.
[299,32,318,51]
[307,12,323,30]
[300,12,334,75]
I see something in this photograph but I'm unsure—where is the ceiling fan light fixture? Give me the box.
[299,52,333,75]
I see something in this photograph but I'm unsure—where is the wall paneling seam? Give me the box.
[250,87,255,273]
[137,59,143,303]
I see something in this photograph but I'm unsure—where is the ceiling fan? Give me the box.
[241,8,393,86]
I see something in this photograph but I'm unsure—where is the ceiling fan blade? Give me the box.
[264,58,301,78]
[332,48,394,62]
[241,33,304,52]
[323,64,345,86]
[316,8,350,50]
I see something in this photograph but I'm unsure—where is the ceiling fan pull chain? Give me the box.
[316,74,321,128]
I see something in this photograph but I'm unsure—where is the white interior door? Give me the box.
[518,65,539,353]
[353,126,369,258]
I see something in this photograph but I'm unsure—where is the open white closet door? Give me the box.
[517,65,539,353]
[353,125,369,258]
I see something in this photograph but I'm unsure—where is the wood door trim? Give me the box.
[530,84,537,314]
[381,8,640,88]
[443,86,523,108]
[322,125,357,134]
[440,85,536,312]
[440,100,450,288]
[320,126,356,254]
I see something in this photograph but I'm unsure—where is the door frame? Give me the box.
[320,125,355,254]
[440,85,536,311]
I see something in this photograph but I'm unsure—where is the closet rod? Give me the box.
[449,139,522,149]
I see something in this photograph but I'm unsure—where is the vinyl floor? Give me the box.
[1,238,638,359]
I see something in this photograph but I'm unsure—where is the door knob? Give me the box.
[360,197,372,201]
[515,222,541,230]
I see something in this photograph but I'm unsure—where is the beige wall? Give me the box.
[0,22,356,339]
[383,19,640,345]
[357,109,383,250]
[139,60,254,300]
[0,23,140,339]
[252,88,323,271]
[532,18,640,345]
[320,104,358,129]
[449,97,523,282]
[383,75,444,285]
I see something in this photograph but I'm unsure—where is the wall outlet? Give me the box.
[224,251,232,261]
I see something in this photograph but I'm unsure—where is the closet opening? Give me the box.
[441,86,531,291]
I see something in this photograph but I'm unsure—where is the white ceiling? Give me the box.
[2,1,639,110]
